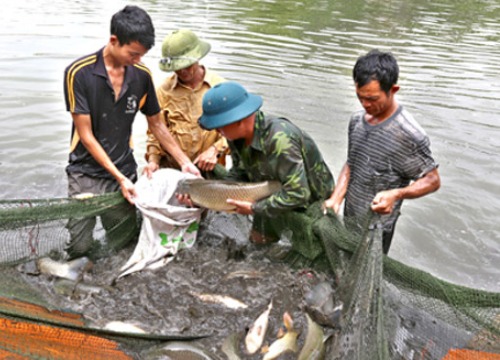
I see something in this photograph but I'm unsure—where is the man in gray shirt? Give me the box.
[324,49,441,254]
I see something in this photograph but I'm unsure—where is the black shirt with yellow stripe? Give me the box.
[63,47,160,179]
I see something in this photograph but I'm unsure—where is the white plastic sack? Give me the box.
[118,169,203,278]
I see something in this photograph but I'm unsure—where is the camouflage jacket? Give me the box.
[226,111,334,217]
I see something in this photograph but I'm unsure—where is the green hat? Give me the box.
[159,29,211,72]
[199,82,263,130]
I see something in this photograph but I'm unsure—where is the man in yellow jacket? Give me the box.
[144,29,228,178]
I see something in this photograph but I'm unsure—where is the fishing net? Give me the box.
[0,192,137,265]
[252,203,500,359]
[0,193,209,359]
[0,190,499,359]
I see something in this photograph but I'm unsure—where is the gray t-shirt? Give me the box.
[344,106,437,229]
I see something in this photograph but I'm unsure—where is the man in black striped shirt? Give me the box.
[324,49,440,254]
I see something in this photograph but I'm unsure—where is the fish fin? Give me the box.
[283,312,294,331]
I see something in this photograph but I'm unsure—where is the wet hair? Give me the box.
[353,49,399,93]
[110,5,155,50]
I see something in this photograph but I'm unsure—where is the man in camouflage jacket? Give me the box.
[224,110,333,218]
[198,81,334,251]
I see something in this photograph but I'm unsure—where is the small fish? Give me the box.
[53,278,111,297]
[147,341,215,360]
[177,178,281,212]
[298,313,326,360]
[188,291,248,310]
[221,333,242,360]
[72,192,95,200]
[263,312,298,360]
[304,281,342,328]
[104,321,146,334]
[223,270,264,281]
[36,256,93,281]
[245,300,273,354]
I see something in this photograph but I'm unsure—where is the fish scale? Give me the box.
[177,179,281,212]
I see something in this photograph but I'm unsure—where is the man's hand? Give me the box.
[118,177,137,205]
[142,161,159,179]
[322,198,341,215]
[181,162,202,177]
[176,193,195,207]
[371,189,401,214]
[193,146,218,172]
[226,199,254,215]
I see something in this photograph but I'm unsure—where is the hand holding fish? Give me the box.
[226,198,254,215]
[176,193,196,208]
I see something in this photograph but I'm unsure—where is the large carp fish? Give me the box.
[177,178,281,212]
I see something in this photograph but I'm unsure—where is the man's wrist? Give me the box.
[147,153,161,165]
[394,188,405,201]
[211,145,223,158]
[116,176,128,184]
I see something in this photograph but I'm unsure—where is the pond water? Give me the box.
[0,0,499,293]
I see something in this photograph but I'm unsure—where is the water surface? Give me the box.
[0,0,499,290]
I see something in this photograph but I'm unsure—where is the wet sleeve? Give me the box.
[145,126,164,164]
[402,135,438,180]
[346,114,358,167]
[213,136,229,154]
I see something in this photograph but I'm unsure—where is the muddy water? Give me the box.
[18,212,334,359]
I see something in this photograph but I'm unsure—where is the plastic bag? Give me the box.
[118,169,202,278]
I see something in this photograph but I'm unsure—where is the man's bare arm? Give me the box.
[72,113,136,203]
[146,113,200,177]
[371,168,441,214]
[323,162,350,214]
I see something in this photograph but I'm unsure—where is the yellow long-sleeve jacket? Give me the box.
[146,68,228,169]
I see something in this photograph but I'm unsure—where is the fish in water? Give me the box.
[304,281,343,329]
[298,313,326,360]
[245,300,273,354]
[177,178,281,212]
[188,291,248,310]
[142,341,215,360]
[53,278,111,297]
[103,321,146,334]
[223,269,265,281]
[263,312,298,360]
[221,333,242,360]
[35,256,93,281]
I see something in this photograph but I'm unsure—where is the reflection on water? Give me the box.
[0,0,499,290]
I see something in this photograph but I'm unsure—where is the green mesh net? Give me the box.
[0,193,499,359]
[256,202,500,359]
[0,192,135,265]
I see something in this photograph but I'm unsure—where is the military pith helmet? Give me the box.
[159,29,211,72]
[199,82,263,130]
